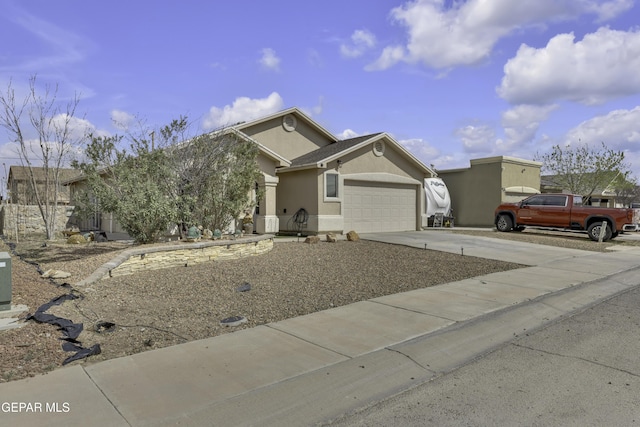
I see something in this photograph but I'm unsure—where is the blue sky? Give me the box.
[1,0,640,194]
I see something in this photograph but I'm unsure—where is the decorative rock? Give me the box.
[304,236,320,244]
[185,225,202,242]
[213,229,222,239]
[202,228,213,239]
[236,282,252,292]
[67,234,87,244]
[346,230,360,241]
[326,233,337,243]
[94,321,116,333]
[42,269,72,279]
[220,316,247,327]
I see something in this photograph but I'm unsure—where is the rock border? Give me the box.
[75,235,274,286]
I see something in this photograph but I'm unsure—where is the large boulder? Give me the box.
[326,233,337,243]
[304,236,320,244]
[42,269,72,279]
[346,230,360,241]
[67,234,87,244]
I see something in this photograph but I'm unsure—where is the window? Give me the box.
[523,195,544,206]
[544,195,567,206]
[326,173,339,198]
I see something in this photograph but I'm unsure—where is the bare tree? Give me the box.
[535,142,634,202]
[0,76,83,240]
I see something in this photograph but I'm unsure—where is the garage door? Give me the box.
[343,181,417,233]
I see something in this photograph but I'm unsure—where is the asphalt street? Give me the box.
[330,276,640,426]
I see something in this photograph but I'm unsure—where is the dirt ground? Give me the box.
[1,228,638,383]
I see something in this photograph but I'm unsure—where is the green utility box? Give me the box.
[0,252,11,311]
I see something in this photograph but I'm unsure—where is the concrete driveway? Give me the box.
[360,230,593,265]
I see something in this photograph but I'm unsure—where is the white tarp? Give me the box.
[425,178,452,217]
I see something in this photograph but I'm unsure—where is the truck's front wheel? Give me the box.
[587,221,612,242]
[496,215,513,232]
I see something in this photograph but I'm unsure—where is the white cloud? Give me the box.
[565,107,640,152]
[584,0,634,22]
[0,114,101,169]
[337,129,360,139]
[110,109,136,131]
[307,49,323,68]
[365,46,406,71]
[202,92,284,130]
[370,0,631,70]
[340,29,377,58]
[258,48,281,71]
[455,123,496,154]
[562,107,640,177]
[51,114,99,141]
[501,104,558,147]
[397,137,440,164]
[303,96,324,117]
[498,27,640,105]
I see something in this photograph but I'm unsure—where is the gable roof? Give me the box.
[8,166,79,183]
[289,133,384,167]
[208,127,291,168]
[233,107,338,144]
[284,132,435,176]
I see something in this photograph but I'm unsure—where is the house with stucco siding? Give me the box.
[237,108,437,235]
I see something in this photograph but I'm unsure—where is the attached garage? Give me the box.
[343,180,417,233]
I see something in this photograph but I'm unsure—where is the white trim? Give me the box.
[255,215,279,234]
[372,140,385,157]
[277,214,344,234]
[323,170,342,202]
[282,114,297,132]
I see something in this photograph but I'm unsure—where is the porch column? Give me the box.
[256,174,279,234]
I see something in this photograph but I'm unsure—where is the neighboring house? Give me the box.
[67,107,437,235]
[540,174,638,208]
[6,165,77,205]
[437,156,542,227]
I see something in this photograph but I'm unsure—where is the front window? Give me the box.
[326,173,339,198]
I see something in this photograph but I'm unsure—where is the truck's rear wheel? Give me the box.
[587,221,612,242]
[496,215,513,232]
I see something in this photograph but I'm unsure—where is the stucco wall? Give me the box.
[439,156,541,227]
[241,116,332,161]
[276,169,318,232]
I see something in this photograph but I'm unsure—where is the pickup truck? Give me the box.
[494,193,637,242]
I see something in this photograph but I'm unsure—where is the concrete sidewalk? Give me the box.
[1,230,640,426]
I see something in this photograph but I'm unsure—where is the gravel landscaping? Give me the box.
[1,228,638,383]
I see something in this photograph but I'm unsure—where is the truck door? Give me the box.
[540,195,570,227]
[517,195,545,225]
[519,195,570,227]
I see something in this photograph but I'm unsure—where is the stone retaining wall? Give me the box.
[1,204,76,238]
[76,235,274,285]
